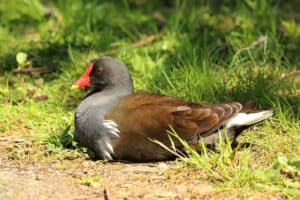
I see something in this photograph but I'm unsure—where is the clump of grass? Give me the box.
[153,119,300,198]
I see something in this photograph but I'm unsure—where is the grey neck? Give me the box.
[76,75,134,119]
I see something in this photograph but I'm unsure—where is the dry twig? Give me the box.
[13,66,55,74]
[100,33,162,57]
[103,188,110,200]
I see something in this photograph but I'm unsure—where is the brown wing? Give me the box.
[104,93,242,160]
[106,93,242,141]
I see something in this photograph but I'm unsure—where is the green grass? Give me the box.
[81,175,102,187]
[0,0,299,198]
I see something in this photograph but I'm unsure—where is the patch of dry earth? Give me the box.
[0,133,282,200]
[0,134,215,199]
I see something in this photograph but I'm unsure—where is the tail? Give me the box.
[202,109,273,151]
[225,109,273,128]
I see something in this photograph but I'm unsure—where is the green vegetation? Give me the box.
[81,175,102,187]
[0,0,299,198]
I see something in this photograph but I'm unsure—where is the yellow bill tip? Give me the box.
[70,84,80,90]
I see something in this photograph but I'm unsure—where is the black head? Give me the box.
[88,59,108,90]
[72,57,133,91]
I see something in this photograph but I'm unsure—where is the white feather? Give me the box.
[111,131,120,138]
[105,141,114,153]
[103,120,118,127]
[103,151,113,160]
[100,119,120,160]
[226,110,273,128]
[103,121,119,134]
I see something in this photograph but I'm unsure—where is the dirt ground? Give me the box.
[0,134,281,200]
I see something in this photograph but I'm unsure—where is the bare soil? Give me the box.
[0,134,281,200]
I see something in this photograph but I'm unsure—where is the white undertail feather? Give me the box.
[226,110,273,128]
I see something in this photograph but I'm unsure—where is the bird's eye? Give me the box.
[96,68,103,74]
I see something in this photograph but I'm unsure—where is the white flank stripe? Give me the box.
[103,120,118,127]
[111,131,120,138]
[103,151,113,160]
[105,141,114,153]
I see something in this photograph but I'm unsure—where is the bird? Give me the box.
[71,57,273,162]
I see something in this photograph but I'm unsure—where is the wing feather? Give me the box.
[105,93,243,147]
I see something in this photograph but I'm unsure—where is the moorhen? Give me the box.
[71,57,273,161]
